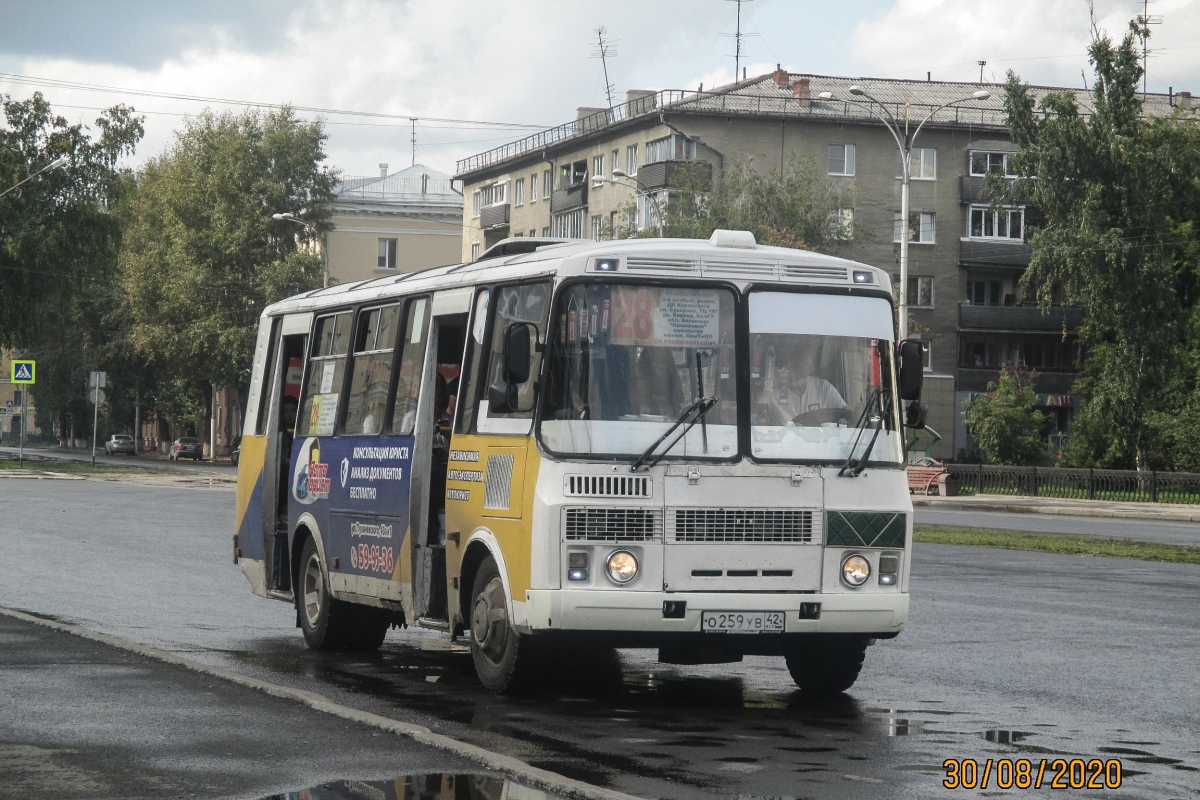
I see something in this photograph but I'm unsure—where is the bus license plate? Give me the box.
[701,611,785,634]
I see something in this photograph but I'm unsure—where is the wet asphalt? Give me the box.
[1,477,1197,799]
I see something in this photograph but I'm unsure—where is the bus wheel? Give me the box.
[469,557,527,693]
[784,635,869,694]
[297,537,352,650]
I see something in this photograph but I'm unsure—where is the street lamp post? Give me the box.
[0,155,69,201]
[272,212,329,288]
[592,168,664,237]
[820,87,989,339]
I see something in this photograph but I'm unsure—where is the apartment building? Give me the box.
[454,71,1175,460]
[328,163,462,283]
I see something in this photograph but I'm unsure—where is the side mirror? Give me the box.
[904,400,927,430]
[504,323,533,384]
[897,339,924,401]
[488,323,537,413]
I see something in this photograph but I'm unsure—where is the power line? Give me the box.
[0,71,549,130]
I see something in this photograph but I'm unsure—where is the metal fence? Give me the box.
[943,464,1200,504]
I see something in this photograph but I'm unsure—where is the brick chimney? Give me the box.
[1179,91,1193,111]
[792,78,811,107]
[772,64,789,88]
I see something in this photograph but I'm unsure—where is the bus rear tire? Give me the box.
[468,556,531,693]
[297,537,354,651]
[784,635,869,694]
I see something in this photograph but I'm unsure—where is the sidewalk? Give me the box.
[913,492,1200,523]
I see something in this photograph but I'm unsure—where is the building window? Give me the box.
[377,238,398,269]
[529,229,536,237]
[514,178,525,206]
[897,148,936,180]
[591,214,602,240]
[559,160,587,189]
[828,208,854,240]
[611,149,619,177]
[645,134,696,164]
[904,276,934,308]
[592,154,604,182]
[529,173,538,203]
[471,190,481,218]
[554,209,585,239]
[894,211,935,244]
[970,151,1018,177]
[481,181,507,206]
[969,279,1005,306]
[609,210,618,237]
[969,205,1024,240]
[471,242,481,261]
[543,169,552,199]
[626,144,638,176]
[828,143,855,176]
[638,190,667,231]
[541,226,551,237]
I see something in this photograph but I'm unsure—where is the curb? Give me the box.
[0,606,643,800]
[912,498,1200,523]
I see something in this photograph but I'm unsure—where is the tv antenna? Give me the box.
[978,60,987,83]
[591,27,618,110]
[1137,0,1162,96]
[410,119,417,167]
[723,0,757,81]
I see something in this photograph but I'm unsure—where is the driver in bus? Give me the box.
[767,339,847,424]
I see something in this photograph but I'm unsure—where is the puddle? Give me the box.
[984,729,1033,745]
[257,772,568,800]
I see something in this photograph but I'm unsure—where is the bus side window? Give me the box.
[390,297,431,435]
[299,311,352,437]
[477,282,550,432]
[344,304,400,435]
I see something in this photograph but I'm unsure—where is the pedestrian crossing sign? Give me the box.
[11,360,35,384]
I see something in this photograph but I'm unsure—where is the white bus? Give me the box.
[233,230,926,693]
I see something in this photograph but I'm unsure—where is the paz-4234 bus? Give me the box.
[233,230,926,694]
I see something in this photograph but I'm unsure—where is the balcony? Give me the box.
[958,367,1077,394]
[960,238,1032,267]
[551,182,587,213]
[636,160,713,191]
[960,175,1032,204]
[959,303,1084,332]
[479,203,510,231]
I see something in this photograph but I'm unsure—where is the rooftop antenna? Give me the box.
[410,119,417,167]
[723,0,757,82]
[591,27,618,110]
[978,60,987,83]
[1137,0,1162,97]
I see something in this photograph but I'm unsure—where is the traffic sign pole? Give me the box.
[20,387,26,467]
[11,359,36,467]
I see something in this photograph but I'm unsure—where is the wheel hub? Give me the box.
[470,577,508,660]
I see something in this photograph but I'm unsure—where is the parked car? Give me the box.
[104,434,136,455]
[170,437,204,461]
[230,436,241,467]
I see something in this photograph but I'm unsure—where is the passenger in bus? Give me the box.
[767,340,847,424]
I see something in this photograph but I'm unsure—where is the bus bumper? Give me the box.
[523,589,907,637]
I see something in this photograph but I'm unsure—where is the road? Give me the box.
[2,478,1197,799]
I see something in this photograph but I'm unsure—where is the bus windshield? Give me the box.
[747,291,903,465]
[541,283,739,460]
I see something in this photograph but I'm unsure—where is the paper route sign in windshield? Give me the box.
[610,287,720,347]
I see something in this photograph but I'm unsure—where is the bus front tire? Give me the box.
[784,635,869,694]
[468,556,529,693]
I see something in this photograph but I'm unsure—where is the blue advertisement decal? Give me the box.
[288,434,416,578]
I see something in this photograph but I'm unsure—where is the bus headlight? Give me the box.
[606,550,639,584]
[841,554,871,587]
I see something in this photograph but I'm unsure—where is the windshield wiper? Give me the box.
[630,396,718,473]
[838,388,884,478]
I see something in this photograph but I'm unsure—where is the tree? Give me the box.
[611,156,856,253]
[1002,22,1200,470]
[962,366,1047,466]
[0,93,143,440]
[120,107,336,428]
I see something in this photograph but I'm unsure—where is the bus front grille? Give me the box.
[564,507,663,541]
[672,509,816,543]
[564,474,652,498]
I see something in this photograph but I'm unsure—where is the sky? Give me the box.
[3,0,1200,181]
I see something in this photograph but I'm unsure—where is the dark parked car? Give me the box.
[170,437,204,461]
[104,434,136,455]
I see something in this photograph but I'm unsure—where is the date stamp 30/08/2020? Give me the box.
[942,758,1124,790]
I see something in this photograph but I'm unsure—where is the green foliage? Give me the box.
[120,107,336,417]
[612,155,855,253]
[962,366,1048,465]
[0,92,143,347]
[1002,22,1200,470]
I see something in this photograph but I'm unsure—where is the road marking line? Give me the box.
[0,605,644,800]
